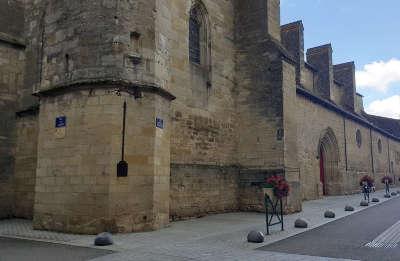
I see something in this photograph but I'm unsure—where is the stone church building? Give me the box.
[1,0,400,234]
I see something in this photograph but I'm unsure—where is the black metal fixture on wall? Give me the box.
[117,101,128,177]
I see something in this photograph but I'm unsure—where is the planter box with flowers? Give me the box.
[359,175,374,187]
[263,175,289,234]
[381,176,393,185]
[264,175,290,200]
[382,175,394,196]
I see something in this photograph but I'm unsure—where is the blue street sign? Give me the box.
[156,118,164,129]
[55,116,66,128]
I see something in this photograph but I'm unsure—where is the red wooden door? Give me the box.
[320,149,326,195]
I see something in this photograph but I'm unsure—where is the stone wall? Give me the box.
[3,0,400,233]
[234,0,301,213]
[301,66,315,91]
[170,164,239,220]
[331,82,345,109]
[27,0,123,91]
[108,91,172,233]
[0,1,24,39]
[33,90,114,233]
[306,44,334,100]
[0,41,23,218]
[14,114,38,219]
[167,0,237,166]
[333,62,356,111]
[33,88,172,234]
[343,119,374,193]
[235,4,285,169]
[0,0,25,219]
[297,93,400,200]
[166,0,238,218]
[281,21,304,85]
[389,140,400,184]
[282,60,301,212]
[267,0,282,41]
[355,94,364,114]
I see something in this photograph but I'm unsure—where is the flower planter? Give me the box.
[264,175,290,201]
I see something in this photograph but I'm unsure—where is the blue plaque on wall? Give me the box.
[55,116,66,128]
[156,118,164,129]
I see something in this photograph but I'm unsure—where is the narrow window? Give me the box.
[65,54,70,73]
[188,1,210,68]
[188,1,212,107]
[378,139,382,153]
[356,129,362,148]
[189,14,201,64]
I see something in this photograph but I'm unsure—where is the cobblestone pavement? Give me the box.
[1,188,397,260]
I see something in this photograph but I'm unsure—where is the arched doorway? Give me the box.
[318,128,340,196]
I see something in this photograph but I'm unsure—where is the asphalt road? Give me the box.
[259,195,400,261]
[0,237,112,261]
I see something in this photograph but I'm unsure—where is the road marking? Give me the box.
[365,221,400,248]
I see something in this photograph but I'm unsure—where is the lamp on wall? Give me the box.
[117,101,128,177]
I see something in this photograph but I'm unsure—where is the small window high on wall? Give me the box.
[189,15,201,64]
[188,0,212,108]
[188,1,210,69]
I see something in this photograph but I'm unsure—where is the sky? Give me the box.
[281,0,400,119]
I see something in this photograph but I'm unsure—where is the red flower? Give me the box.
[266,175,290,198]
[359,175,374,187]
[381,176,393,184]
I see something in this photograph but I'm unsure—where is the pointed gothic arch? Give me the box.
[188,0,212,108]
[189,0,211,69]
[318,127,341,195]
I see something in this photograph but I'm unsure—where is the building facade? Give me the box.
[1,0,399,234]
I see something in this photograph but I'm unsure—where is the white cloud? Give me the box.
[365,95,400,119]
[356,58,400,92]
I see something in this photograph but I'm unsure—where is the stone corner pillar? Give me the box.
[282,59,301,213]
[33,84,174,234]
[108,88,174,233]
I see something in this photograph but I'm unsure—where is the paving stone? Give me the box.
[360,200,369,207]
[391,192,397,196]
[372,198,379,203]
[247,231,264,243]
[384,194,391,198]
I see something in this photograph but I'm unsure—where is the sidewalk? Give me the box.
[1,188,398,260]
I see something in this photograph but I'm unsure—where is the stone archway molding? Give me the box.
[318,127,341,195]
